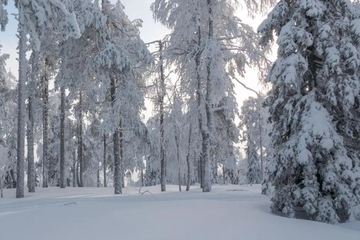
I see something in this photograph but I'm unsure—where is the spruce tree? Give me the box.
[259,0,360,223]
[152,0,265,191]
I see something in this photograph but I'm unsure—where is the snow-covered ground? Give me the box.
[0,184,359,240]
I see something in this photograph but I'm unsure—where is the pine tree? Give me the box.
[97,0,151,194]
[152,0,265,192]
[0,0,8,31]
[15,0,80,198]
[0,45,14,197]
[239,96,267,184]
[259,0,360,223]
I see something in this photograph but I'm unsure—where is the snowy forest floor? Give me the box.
[0,184,359,240]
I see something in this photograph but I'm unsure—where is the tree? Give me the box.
[259,0,360,223]
[213,95,240,184]
[59,83,65,188]
[15,0,80,198]
[0,45,15,197]
[56,0,107,187]
[0,0,8,31]
[97,0,151,194]
[152,0,265,191]
[146,39,168,191]
[239,95,266,184]
[27,51,41,192]
[16,2,27,198]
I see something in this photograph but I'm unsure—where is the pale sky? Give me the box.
[0,0,270,108]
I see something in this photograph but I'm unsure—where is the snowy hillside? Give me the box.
[0,185,359,240]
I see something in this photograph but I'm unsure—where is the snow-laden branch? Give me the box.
[230,75,259,96]
[48,0,81,38]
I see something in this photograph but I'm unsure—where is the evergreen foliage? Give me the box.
[259,0,360,223]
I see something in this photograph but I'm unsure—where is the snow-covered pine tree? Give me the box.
[164,95,187,190]
[97,0,151,194]
[15,0,80,198]
[145,116,161,186]
[0,45,16,197]
[239,96,264,184]
[152,0,265,192]
[213,95,240,184]
[259,0,360,223]
[56,0,107,187]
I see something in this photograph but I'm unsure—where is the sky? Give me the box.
[0,0,270,109]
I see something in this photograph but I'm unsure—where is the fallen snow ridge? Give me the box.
[0,184,359,240]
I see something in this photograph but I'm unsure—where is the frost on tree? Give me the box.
[152,0,265,192]
[0,0,8,31]
[239,96,266,185]
[95,0,151,194]
[0,45,16,197]
[15,0,80,198]
[259,0,360,223]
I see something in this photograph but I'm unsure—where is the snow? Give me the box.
[351,19,360,37]
[0,185,359,240]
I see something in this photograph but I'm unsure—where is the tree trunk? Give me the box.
[259,105,264,181]
[111,76,122,194]
[16,6,26,198]
[186,125,192,191]
[76,159,81,187]
[112,124,121,195]
[103,134,107,187]
[72,151,76,187]
[42,59,49,188]
[1,173,3,198]
[78,90,83,187]
[202,0,214,193]
[120,121,124,188]
[140,165,144,187]
[59,86,66,188]
[159,40,166,192]
[97,167,100,187]
[175,131,181,192]
[27,71,35,193]
[222,164,225,184]
[195,26,204,189]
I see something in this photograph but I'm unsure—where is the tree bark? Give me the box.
[42,59,49,188]
[159,40,166,192]
[59,86,66,188]
[103,134,107,187]
[72,151,76,187]
[97,167,100,187]
[27,65,35,192]
[120,121,124,188]
[186,125,192,191]
[76,159,80,187]
[175,131,181,192]
[195,26,204,189]
[202,0,214,192]
[112,124,121,194]
[0,173,3,198]
[78,90,83,187]
[140,164,144,187]
[16,6,26,198]
[111,76,122,194]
